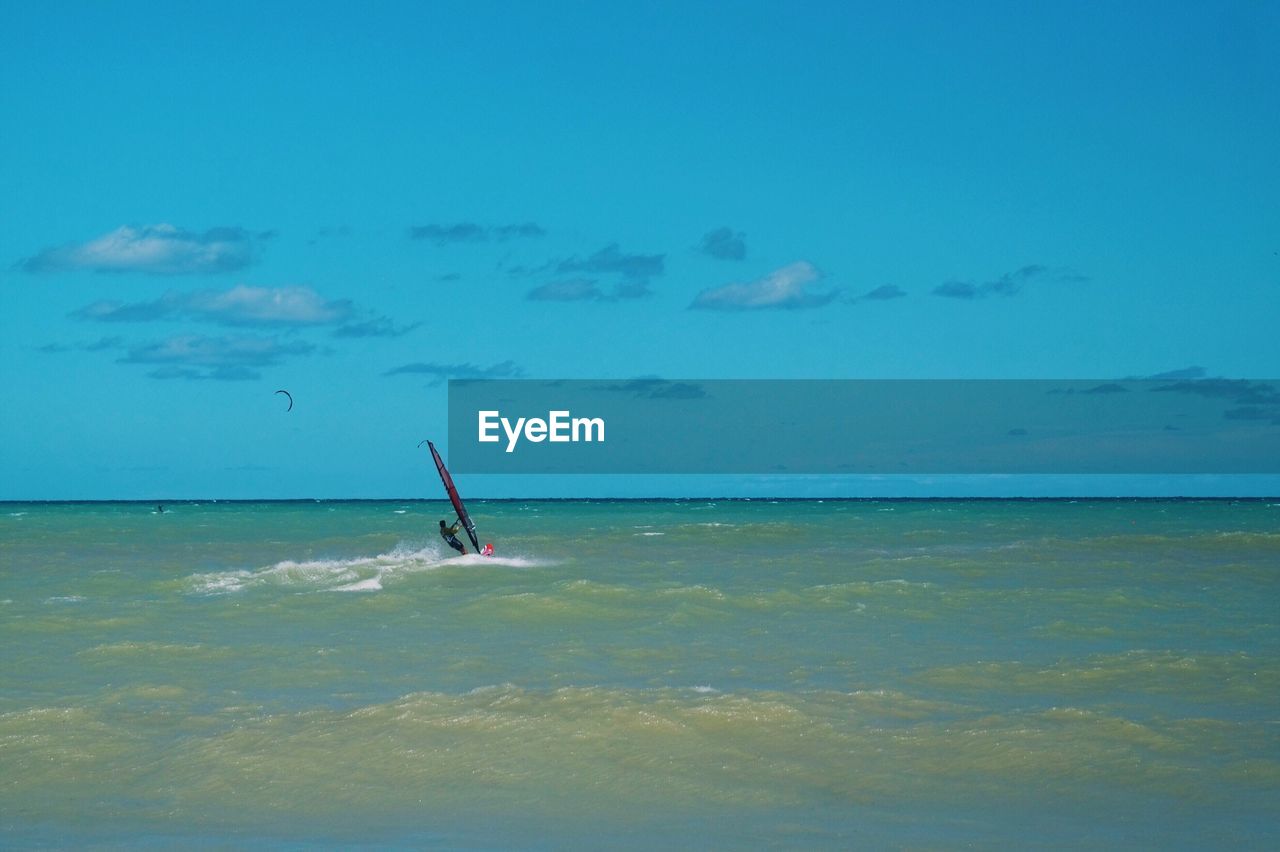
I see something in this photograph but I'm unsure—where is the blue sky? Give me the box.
[2,0,1277,499]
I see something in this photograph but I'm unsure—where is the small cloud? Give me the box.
[1144,366,1207,380]
[933,280,980,299]
[72,285,356,328]
[987,264,1046,296]
[509,242,663,298]
[1148,379,1280,424]
[408,223,486,244]
[1084,383,1129,394]
[557,244,664,279]
[690,261,838,311]
[23,224,263,275]
[73,296,175,322]
[1151,379,1280,404]
[648,381,706,399]
[1007,428,1028,436]
[119,334,315,379]
[604,378,666,393]
[602,378,708,399]
[382,359,523,385]
[698,227,746,261]
[527,277,653,303]
[527,279,604,302]
[186,286,352,326]
[407,222,545,245]
[332,317,420,338]
[933,265,1083,300]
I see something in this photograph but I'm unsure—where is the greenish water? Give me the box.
[1,499,1277,848]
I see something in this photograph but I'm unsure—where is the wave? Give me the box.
[99,683,1265,819]
[185,545,545,595]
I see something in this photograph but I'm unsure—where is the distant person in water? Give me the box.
[439,519,467,555]
[156,504,165,514]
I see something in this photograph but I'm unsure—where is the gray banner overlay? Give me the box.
[446,379,1280,474]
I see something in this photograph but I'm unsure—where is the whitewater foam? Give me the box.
[186,545,548,594]
[187,545,445,594]
[331,577,384,592]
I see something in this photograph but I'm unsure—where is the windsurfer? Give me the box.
[439,519,467,555]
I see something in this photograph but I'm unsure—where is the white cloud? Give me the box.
[73,285,354,327]
[24,224,261,275]
[185,285,352,325]
[690,261,837,310]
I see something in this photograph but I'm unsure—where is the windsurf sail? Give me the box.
[426,441,480,553]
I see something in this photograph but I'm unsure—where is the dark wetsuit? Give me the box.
[440,520,467,555]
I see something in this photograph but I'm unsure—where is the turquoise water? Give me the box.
[1,499,1277,848]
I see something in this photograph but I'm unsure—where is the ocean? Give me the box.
[1,499,1277,848]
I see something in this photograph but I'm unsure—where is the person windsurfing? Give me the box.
[439,518,467,555]
[424,440,493,557]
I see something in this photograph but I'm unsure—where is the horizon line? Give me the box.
[3,496,1278,505]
